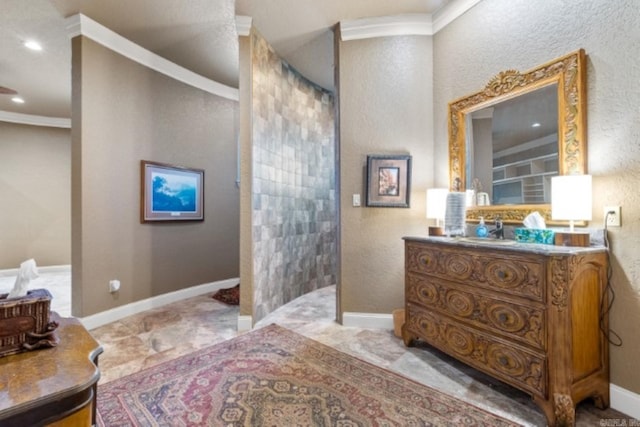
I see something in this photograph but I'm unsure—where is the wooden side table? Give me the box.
[0,314,103,426]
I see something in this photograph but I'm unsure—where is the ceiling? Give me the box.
[0,0,454,120]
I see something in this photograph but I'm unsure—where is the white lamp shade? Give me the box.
[426,188,448,220]
[551,175,592,221]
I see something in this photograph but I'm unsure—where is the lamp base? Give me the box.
[554,231,590,247]
[428,226,445,236]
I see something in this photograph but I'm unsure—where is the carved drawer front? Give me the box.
[406,242,544,302]
[479,257,544,302]
[406,243,441,275]
[406,274,546,350]
[406,305,547,397]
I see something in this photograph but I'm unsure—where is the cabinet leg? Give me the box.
[401,325,415,347]
[593,391,610,410]
[553,393,575,427]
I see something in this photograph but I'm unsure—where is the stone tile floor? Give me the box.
[1,268,633,426]
[90,285,631,426]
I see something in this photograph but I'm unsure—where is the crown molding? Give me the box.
[341,14,432,41]
[235,15,253,37]
[339,0,482,41]
[432,0,483,33]
[0,110,71,128]
[65,14,239,102]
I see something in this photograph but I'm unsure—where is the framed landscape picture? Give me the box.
[141,160,204,222]
[365,155,412,208]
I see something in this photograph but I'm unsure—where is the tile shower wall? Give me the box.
[251,31,336,322]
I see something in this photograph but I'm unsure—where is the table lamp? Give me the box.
[551,174,592,246]
[426,188,448,236]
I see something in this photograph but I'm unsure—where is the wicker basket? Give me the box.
[0,289,58,357]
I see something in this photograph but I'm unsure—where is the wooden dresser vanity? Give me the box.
[403,236,609,426]
[0,315,103,426]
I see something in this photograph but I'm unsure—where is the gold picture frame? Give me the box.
[448,49,587,225]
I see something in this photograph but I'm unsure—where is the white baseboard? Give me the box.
[238,315,253,332]
[341,311,640,420]
[81,277,239,330]
[611,384,640,420]
[342,312,394,329]
[0,264,71,277]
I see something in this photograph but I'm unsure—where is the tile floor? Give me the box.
[90,285,630,426]
[1,268,632,426]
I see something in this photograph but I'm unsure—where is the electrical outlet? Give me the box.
[604,206,621,227]
[109,279,121,293]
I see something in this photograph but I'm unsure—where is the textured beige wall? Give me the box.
[337,34,434,314]
[433,0,640,394]
[72,37,239,317]
[238,33,253,317]
[0,122,70,269]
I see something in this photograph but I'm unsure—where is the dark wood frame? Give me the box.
[365,155,411,208]
[141,160,204,222]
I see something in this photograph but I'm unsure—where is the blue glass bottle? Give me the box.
[476,217,488,238]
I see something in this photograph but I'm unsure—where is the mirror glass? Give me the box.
[466,84,558,205]
[448,50,587,225]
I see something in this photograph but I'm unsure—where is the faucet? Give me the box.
[489,217,504,239]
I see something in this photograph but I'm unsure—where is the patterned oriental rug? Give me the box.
[211,284,240,305]
[96,324,521,426]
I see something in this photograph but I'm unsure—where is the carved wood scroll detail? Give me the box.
[465,205,554,224]
[553,393,576,427]
[406,244,543,301]
[406,307,546,396]
[448,49,586,224]
[550,257,569,310]
[407,274,545,349]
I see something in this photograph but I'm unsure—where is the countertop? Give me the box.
[403,235,608,255]
[0,313,103,425]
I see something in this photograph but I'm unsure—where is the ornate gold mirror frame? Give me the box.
[448,49,587,225]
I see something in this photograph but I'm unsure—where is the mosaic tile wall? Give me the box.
[251,31,336,322]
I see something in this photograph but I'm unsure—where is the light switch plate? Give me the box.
[352,194,361,207]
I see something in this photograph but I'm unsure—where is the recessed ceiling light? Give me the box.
[531,122,541,128]
[24,40,42,51]
[11,96,25,104]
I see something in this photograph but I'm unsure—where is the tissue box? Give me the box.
[514,228,555,245]
[0,289,58,357]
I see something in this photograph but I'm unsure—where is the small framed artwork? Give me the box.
[141,160,204,222]
[366,155,412,207]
